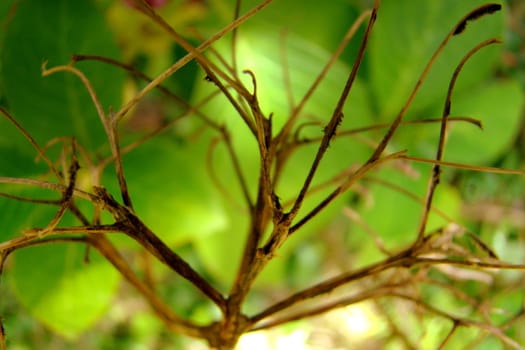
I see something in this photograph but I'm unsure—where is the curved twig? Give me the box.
[41,64,133,208]
[367,3,502,163]
[415,38,502,244]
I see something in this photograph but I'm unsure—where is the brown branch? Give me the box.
[120,0,275,133]
[0,236,90,282]
[0,139,92,231]
[0,234,206,339]
[22,224,124,236]
[400,156,525,175]
[250,282,406,331]
[42,64,109,134]
[28,143,79,237]
[412,257,525,271]
[251,251,525,325]
[229,88,276,298]
[343,207,393,256]
[72,58,254,212]
[415,38,501,244]
[255,5,382,272]
[0,177,94,201]
[251,248,414,323]
[108,116,133,208]
[41,64,134,209]
[0,316,5,350]
[286,3,379,221]
[391,293,524,350]
[453,4,502,35]
[287,150,405,236]
[367,3,502,163]
[92,186,226,311]
[299,116,482,144]
[71,54,224,132]
[275,9,373,148]
[0,107,61,180]
[437,321,460,350]
[0,191,60,205]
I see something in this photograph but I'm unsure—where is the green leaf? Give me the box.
[1,0,124,149]
[9,243,120,339]
[401,79,524,165]
[237,0,360,54]
[437,80,524,164]
[0,188,58,242]
[192,215,246,289]
[368,0,504,119]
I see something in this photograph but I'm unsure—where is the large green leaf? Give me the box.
[1,0,124,149]
[1,0,124,340]
[368,0,504,120]
[235,0,360,54]
[436,80,524,164]
[0,187,59,243]
[398,79,524,165]
[9,243,120,339]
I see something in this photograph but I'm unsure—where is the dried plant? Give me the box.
[1,1,524,349]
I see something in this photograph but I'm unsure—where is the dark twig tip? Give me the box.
[453,3,502,36]
[477,121,484,130]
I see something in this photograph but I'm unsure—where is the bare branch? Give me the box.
[0,107,61,180]
[72,54,224,132]
[116,0,275,132]
[0,316,5,350]
[27,142,79,237]
[275,9,374,147]
[92,187,226,311]
[0,177,93,201]
[41,63,134,208]
[250,283,405,331]
[415,38,502,243]
[288,151,405,236]
[400,156,525,175]
[437,321,460,350]
[367,3,502,163]
[287,4,379,221]
[251,248,413,323]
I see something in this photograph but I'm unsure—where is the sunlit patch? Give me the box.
[237,331,274,350]
[236,303,384,349]
[342,303,375,335]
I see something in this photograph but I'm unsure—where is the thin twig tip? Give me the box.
[41,61,49,76]
[453,3,502,36]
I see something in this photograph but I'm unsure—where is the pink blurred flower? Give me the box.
[124,0,168,8]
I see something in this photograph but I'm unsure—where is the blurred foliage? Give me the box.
[0,0,524,349]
